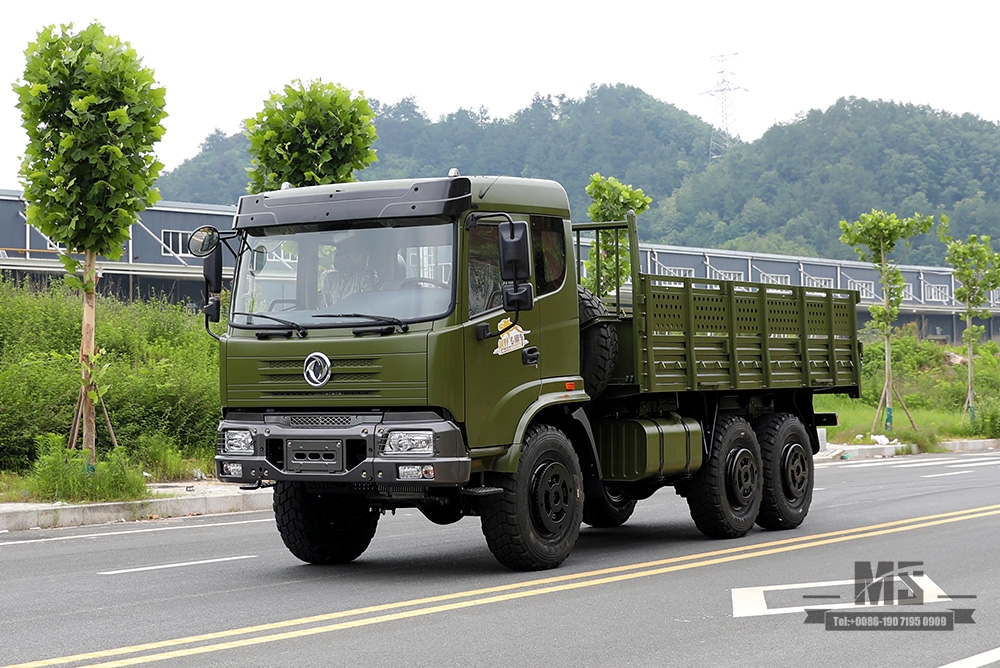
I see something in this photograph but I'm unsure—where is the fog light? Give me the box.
[398,465,422,479]
[382,431,434,455]
[222,462,243,477]
[421,465,435,479]
[224,430,254,454]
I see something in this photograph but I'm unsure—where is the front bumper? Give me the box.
[215,411,471,490]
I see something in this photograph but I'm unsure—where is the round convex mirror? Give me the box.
[188,226,220,257]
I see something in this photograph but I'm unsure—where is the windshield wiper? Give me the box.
[232,311,308,338]
[314,312,410,334]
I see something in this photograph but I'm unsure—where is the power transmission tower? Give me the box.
[705,53,745,159]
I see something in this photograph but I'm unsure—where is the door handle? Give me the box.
[522,346,539,366]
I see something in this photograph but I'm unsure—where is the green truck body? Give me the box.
[192,173,860,570]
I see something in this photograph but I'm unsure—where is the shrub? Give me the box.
[0,352,79,471]
[0,278,219,472]
[970,396,1000,439]
[136,432,188,481]
[29,433,147,502]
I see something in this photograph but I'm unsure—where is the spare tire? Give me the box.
[578,285,618,398]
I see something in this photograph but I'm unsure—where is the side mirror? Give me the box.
[188,226,220,257]
[502,282,534,312]
[204,245,223,295]
[497,220,531,282]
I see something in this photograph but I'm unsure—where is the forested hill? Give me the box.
[363,85,713,220]
[644,97,1000,264]
[156,84,714,221]
[156,89,1000,265]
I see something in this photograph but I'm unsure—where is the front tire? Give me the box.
[753,413,813,530]
[685,415,762,538]
[480,424,583,570]
[273,482,379,564]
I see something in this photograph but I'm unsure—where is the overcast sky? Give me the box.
[2,0,999,192]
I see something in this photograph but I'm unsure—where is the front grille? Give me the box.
[377,483,428,496]
[331,358,375,367]
[263,357,378,370]
[268,374,304,383]
[267,390,377,397]
[288,415,354,428]
[265,371,377,384]
[268,360,302,370]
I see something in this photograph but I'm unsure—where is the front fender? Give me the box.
[483,378,589,472]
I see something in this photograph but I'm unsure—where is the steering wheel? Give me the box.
[399,277,449,289]
[267,298,298,312]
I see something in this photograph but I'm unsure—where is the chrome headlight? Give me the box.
[223,430,255,454]
[381,431,435,455]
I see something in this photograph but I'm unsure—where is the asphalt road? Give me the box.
[2,451,999,668]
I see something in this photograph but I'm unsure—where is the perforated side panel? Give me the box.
[635,276,859,393]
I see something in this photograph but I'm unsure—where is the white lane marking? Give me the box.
[813,488,825,492]
[923,471,974,479]
[98,555,258,575]
[817,455,999,470]
[0,518,273,546]
[732,575,948,617]
[824,460,908,468]
[948,460,1000,468]
[896,458,994,468]
[937,646,1000,668]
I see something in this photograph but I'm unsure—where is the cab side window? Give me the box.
[531,215,566,296]
[468,224,503,318]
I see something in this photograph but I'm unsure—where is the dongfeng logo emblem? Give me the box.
[303,352,332,388]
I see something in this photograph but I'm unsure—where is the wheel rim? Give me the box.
[726,447,758,508]
[781,442,809,500]
[531,460,573,536]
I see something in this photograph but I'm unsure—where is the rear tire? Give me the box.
[480,424,583,570]
[273,482,379,564]
[578,286,618,398]
[582,483,637,528]
[685,415,762,538]
[753,413,813,530]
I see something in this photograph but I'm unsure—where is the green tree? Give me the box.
[13,22,167,463]
[839,210,935,432]
[582,173,652,296]
[938,219,1000,420]
[245,80,377,193]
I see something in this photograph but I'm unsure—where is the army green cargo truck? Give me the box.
[189,172,860,571]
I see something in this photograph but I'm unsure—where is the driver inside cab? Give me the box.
[321,236,378,306]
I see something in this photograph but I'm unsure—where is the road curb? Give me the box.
[816,438,999,461]
[0,486,273,533]
[938,438,1000,452]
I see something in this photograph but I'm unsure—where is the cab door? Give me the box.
[462,220,540,449]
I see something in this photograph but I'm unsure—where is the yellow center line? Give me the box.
[8,503,1000,668]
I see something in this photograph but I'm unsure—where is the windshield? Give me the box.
[230,217,455,328]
